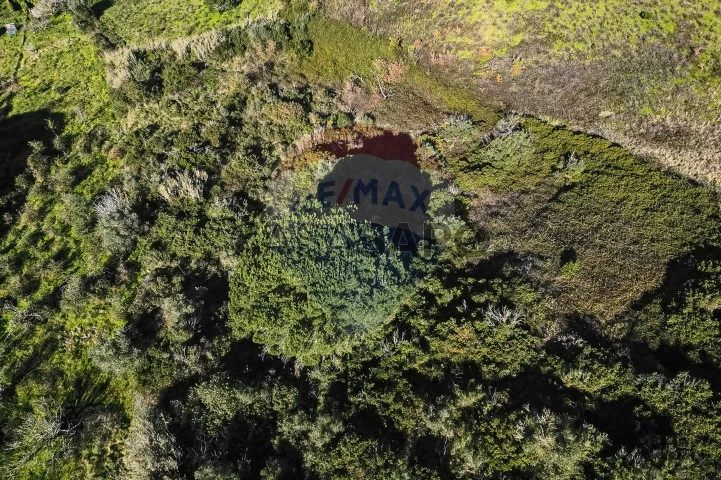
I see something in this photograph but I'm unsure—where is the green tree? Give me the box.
[229,201,427,364]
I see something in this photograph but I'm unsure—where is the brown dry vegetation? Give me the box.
[319,0,721,187]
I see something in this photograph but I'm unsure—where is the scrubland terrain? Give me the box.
[324,0,721,185]
[1,0,721,478]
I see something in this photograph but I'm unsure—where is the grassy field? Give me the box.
[300,15,499,129]
[323,0,721,186]
[100,0,282,44]
[0,11,113,136]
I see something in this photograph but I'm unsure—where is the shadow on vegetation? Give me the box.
[625,245,721,389]
[91,0,115,18]
[347,248,709,465]
[63,370,121,432]
[0,332,60,395]
[0,110,65,235]
[157,338,307,478]
[220,339,300,386]
[629,247,715,314]
[184,273,229,342]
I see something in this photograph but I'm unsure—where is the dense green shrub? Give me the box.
[161,60,204,94]
[229,201,428,364]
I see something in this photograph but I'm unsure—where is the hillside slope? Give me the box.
[323,0,721,185]
[1,1,721,478]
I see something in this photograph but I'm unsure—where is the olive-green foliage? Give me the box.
[229,202,424,364]
[3,2,721,479]
[204,0,241,13]
[440,116,721,319]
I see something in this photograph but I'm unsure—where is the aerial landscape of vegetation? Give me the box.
[1,0,721,478]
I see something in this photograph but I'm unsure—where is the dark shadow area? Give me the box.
[317,130,419,165]
[623,245,721,392]
[552,314,619,354]
[0,110,64,182]
[64,370,118,429]
[376,249,689,462]
[271,440,305,480]
[539,314,680,453]
[125,308,164,351]
[0,91,12,118]
[410,435,452,477]
[221,414,276,476]
[421,252,541,321]
[560,247,577,265]
[183,272,230,341]
[123,266,224,353]
[220,339,300,386]
[346,404,407,451]
[90,0,115,18]
[629,340,721,394]
[0,110,66,235]
[587,395,672,453]
[627,247,716,314]
[157,338,311,479]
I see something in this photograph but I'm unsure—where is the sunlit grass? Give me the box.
[100,0,283,44]
[7,14,114,136]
